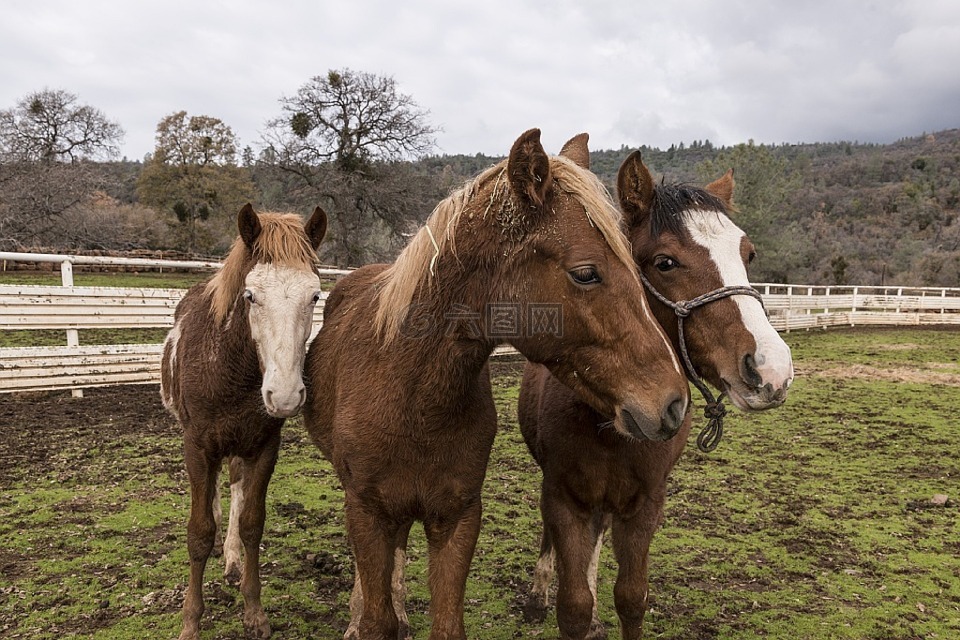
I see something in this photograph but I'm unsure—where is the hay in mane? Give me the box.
[373,155,637,343]
[205,212,319,324]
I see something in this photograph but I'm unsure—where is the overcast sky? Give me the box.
[3,0,959,161]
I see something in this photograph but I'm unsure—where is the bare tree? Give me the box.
[58,196,168,251]
[0,89,123,163]
[0,161,100,249]
[0,89,124,249]
[267,69,437,171]
[260,69,439,265]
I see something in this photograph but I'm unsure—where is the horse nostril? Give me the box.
[661,395,686,434]
[741,353,763,388]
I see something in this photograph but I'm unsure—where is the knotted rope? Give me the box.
[638,271,765,452]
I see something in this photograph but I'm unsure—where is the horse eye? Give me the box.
[569,266,602,286]
[655,256,679,272]
[748,251,758,265]
[243,290,256,304]
[311,292,322,305]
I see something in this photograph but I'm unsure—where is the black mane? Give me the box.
[649,183,728,238]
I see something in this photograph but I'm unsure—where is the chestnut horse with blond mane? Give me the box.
[303,129,689,639]
[161,204,327,640]
[519,153,794,639]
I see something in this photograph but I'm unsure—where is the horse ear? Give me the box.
[705,169,735,208]
[616,151,655,228]
[237,203,261,248]
[305,206,327,250]
[507,128,552,211]
[559,133,590,169]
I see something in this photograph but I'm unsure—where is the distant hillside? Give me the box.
[85,129,959,287]
[424,129,960,287]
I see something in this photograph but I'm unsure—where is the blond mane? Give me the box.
[205,212,319,323]
[373,155,637,343]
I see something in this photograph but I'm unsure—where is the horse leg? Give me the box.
[526,491,555,623]
[344,521,412,640]
[235,441,281,639]
[393,522,413,639]
[222,456,244,585]
[423,501,482,640]
[610,495,663,640]
[544,492,605,640]
[585,513,611,640]
[346,497,402,640]
[212,478,223,557]
[179,446,221,640]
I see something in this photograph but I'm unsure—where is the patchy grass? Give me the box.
[0,270,210,289]
[0,328,171,348]
[1,328,958,638]
[0,269,341,291]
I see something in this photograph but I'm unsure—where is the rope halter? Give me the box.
[638,270,766,452]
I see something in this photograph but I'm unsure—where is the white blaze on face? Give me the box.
[685,210,794,403]
[244,263,322,418]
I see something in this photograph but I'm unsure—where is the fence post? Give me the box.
[60,260,84,399]
[851,286,858,327]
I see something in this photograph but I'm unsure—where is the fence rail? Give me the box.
[1,252,958,393]
[757,284,960,331]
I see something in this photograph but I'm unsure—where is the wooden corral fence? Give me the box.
[1,252,959,394]
[759,283,960,331]
[0,252,345,395]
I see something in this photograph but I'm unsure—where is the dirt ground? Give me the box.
[2,332,958,639]
[0,385,174,487]
[0,383,351,638]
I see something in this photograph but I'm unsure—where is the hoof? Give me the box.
[586,620,608,640]
[521,594,548,624]
[243,611,271,639]
[343,621,407,640]
[224,564,242,586]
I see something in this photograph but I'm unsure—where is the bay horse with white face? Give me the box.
[161,204,327,640]
[518,152,794,639]
[303,130,689,640]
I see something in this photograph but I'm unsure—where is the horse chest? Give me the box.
[336,416,496,519]
[546,432,668,517]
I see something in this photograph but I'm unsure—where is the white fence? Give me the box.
[0,252,344,394]
[1,252,959,393]
[759,284,960,331]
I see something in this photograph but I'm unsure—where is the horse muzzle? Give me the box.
[724,376,791,411]
[262,381,307,418]
[618,395,687,441]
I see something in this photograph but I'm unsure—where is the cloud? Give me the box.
[0,0,956,160]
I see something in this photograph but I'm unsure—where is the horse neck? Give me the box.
[198,291,261,392]
[391,258,504,408]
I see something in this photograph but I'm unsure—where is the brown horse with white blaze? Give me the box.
[519,152,794,639]
[161,204,327,640]
[303,130,689,640]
